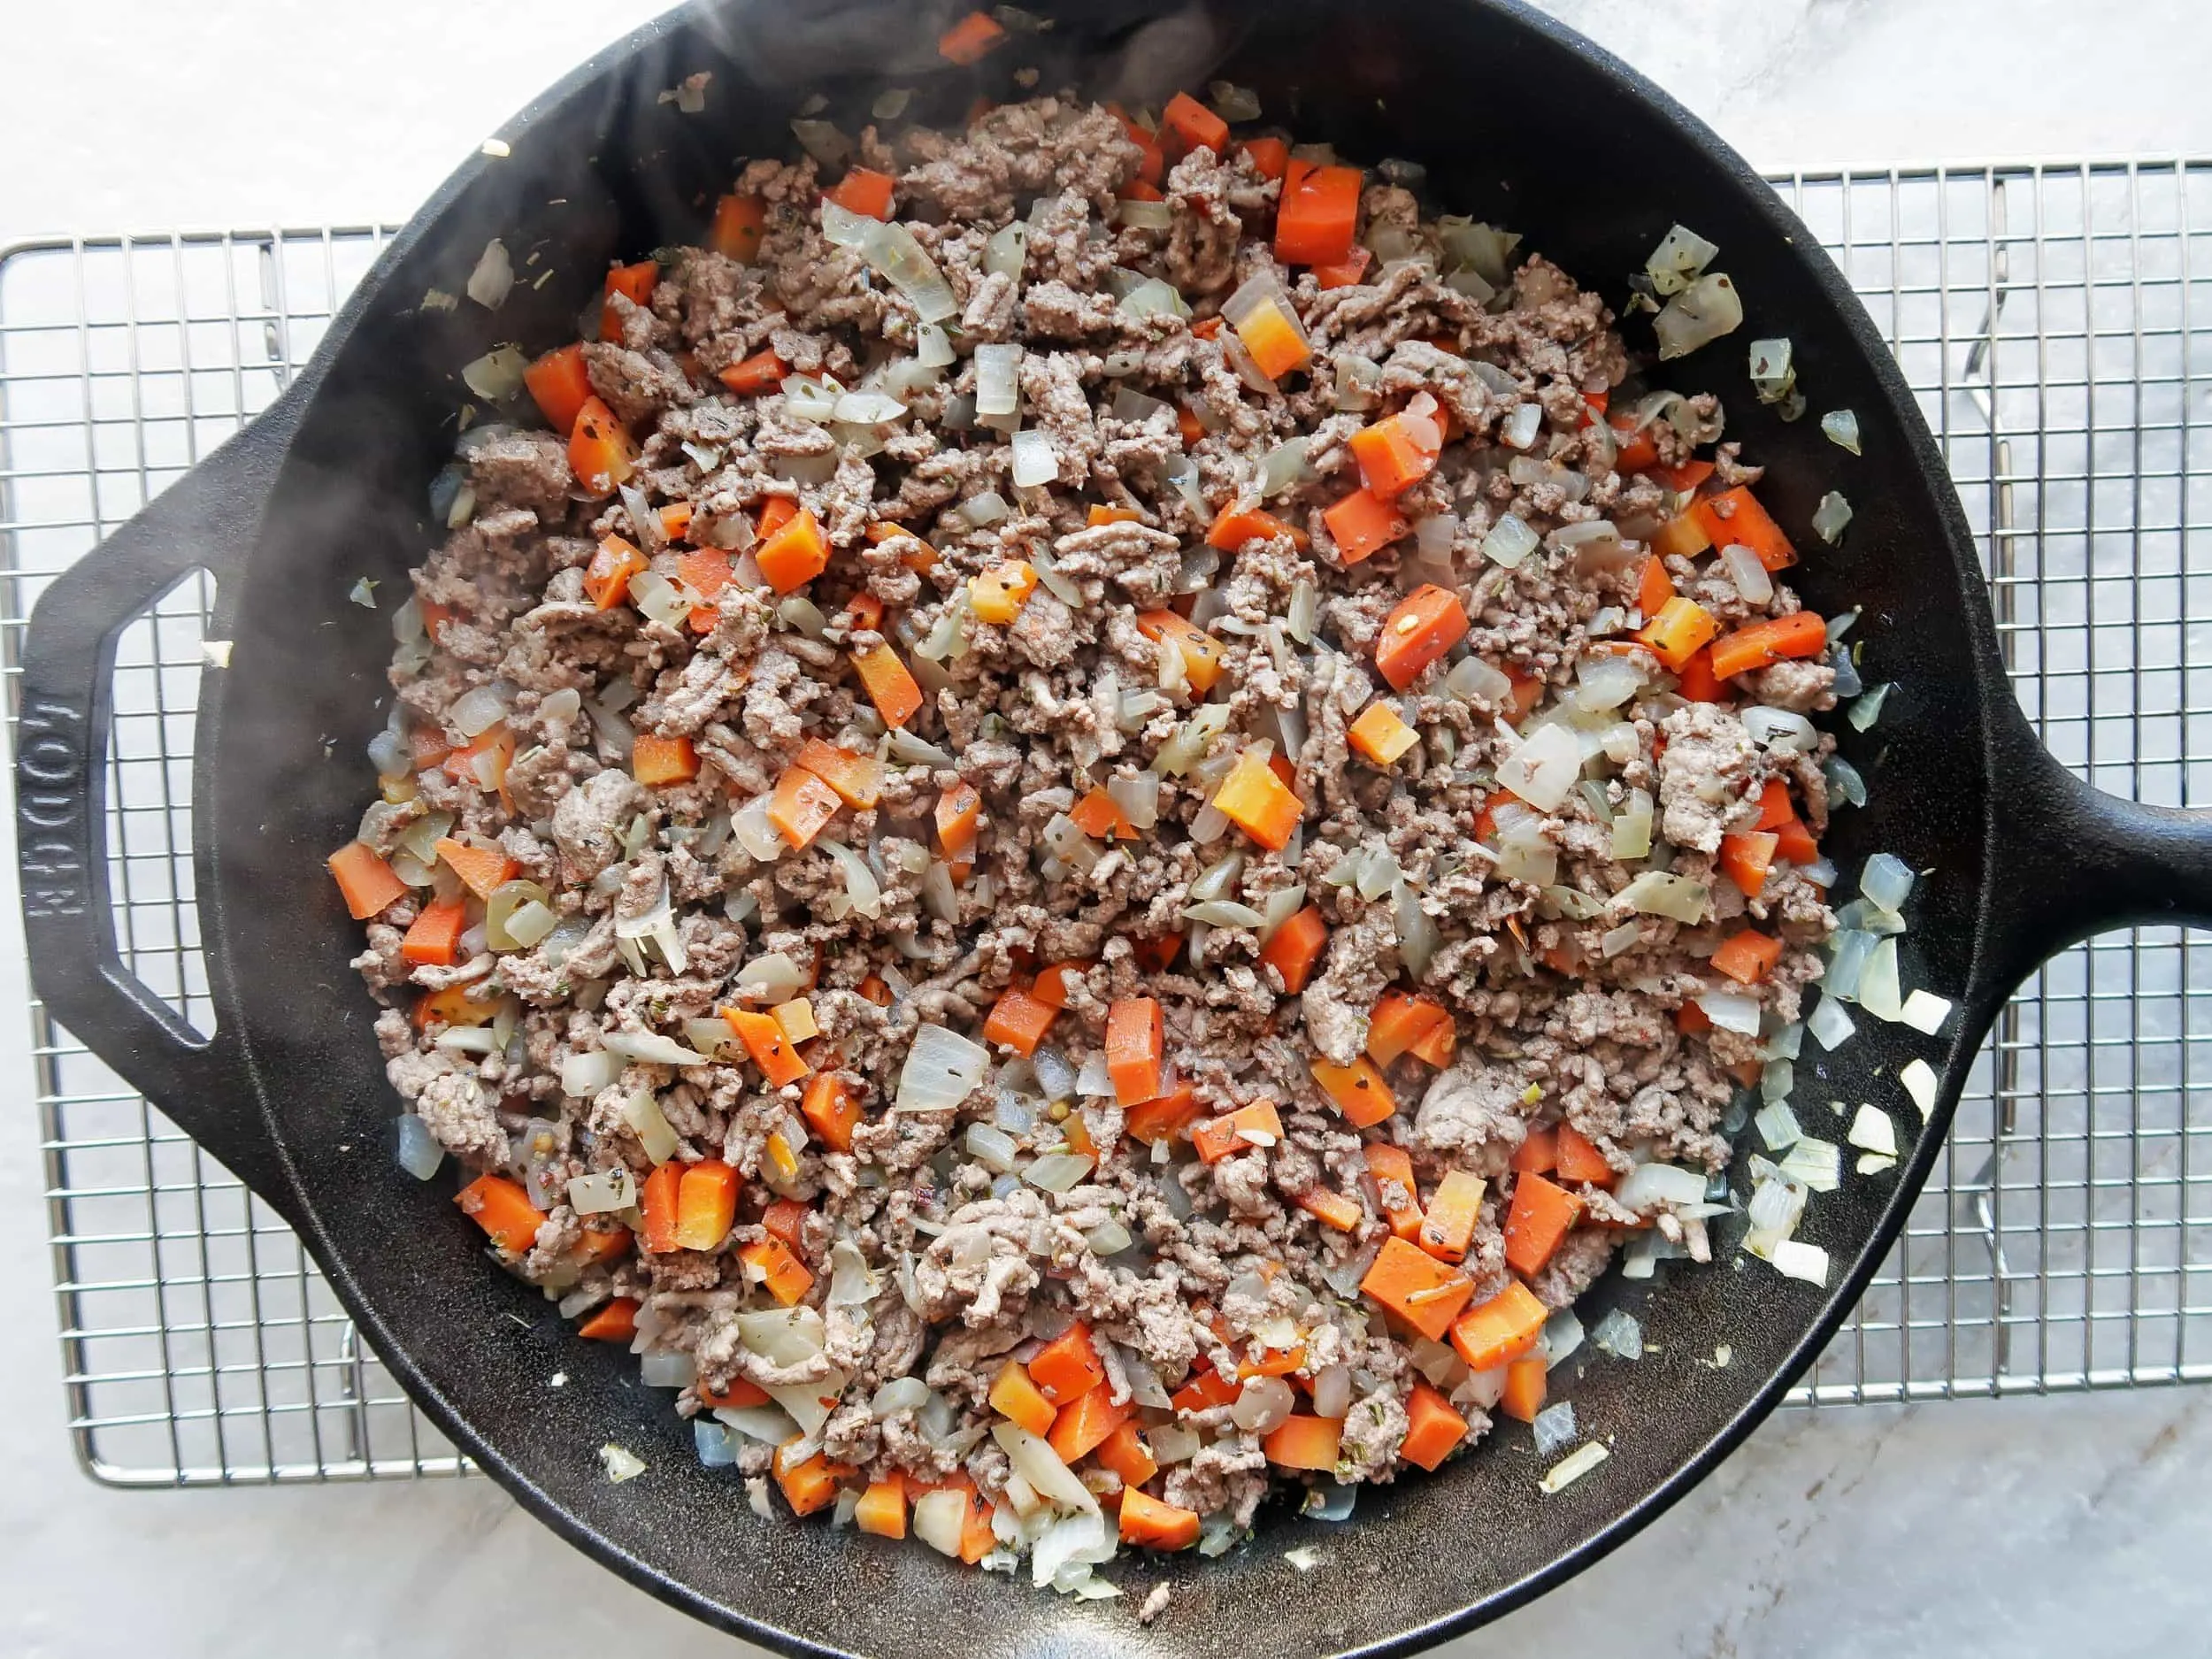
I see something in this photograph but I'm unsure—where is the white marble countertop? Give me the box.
[1,2,2206,1654]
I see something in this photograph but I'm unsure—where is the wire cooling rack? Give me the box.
[1,159,2208,1485]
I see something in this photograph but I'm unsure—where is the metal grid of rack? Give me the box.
[0,159,2207,1486]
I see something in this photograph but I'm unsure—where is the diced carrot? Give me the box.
[1237,134,1289,181]
[414,983,492,1031]
[1238,1344,1308,1380]
[1374,584,1469,691]
[523,342,594,435]
[1363,1142,1425,1241]
[1610,417,1661,475]
[936,8,1006,64]
[1448,1279,1548,1371]
[1773,815,1820,866]
[676,547,733,632]
[1719,829,1778,897]
[1656,457,1716,495]
[1400,1381,1469,1471]
[1275,158,1363,266]
[968,560,1038,626]
[1554,1124,1616,1187]
[855,1475,908,1539]
[1028,1322,1105,1406]
[1262,1414,1344,1471]
[1122,179,1167,204]
[599,259,659,341]
[583,534,647,611]
[1755,779,1795,830]
[1087,504,1143,527]
[856,974,892,1007]
[723,1006,811,1087]
[708,194,766,263]
[1133,609,1226,692]
[1323,485,1409,565]
[1161,90,1230,156]
[741,1238,815,1306]
[1310,1056,1396,1129]
[640,1163,682,1253]
[1417,1170,1486,1264]
[1652,508,1713,561]
[1690,486,1797,572]
[1312,245,1374,289]
[408,724,454,772]
[988,1359,1058,1436]
[1176,404,1207,449]
[1637,554,1677,619]
[933,781,982,859]
[1031,959,1088,1010]
[1406,1016,1456,1068]
[756,506,830,594]
[672,1157,739,1251]
[1294,1187,1364,1232]
[800,1072,863,1154]
[981,986,1059,1056]
[1205,503,1306,551]
[767,765,841,849]
[398,895,466,967]
[1212,749,1303,851]
[1191,1098,1284,1164]
[1170,1363,1240,1414]
[1259,905,1328,995]
[568,396,634,497]
[1709,611,1830,681]
[1674,645,1725,702]
[1675,1000,1713,1035]
[718,347,786,395]
[774,1445,853,1517]
[328,841,408,919]
[851,643,924,727]
[1069,786,1140,841]
[1125,1083,1203,1146]
[1366,991,1451,1067]
[699,1375,772,1409]
[1710,928,1785,985]
[1502,1171,1585,1277]
[632,733,699,787]
[1048,1384,1131,1464]
[577,1297,640,1341]
[453,1172,547,1256]
[1360,1235,1475,1342]
[1510,1127,1559,1179]
[1499,1356,1548,1424]
[1104,996,1165,1106]
[1635,595,1721,673]
[1348,411,1444,499]
[432,836,516,902]
[1119,1487,1201,1550]
[827,166,896,221]
[1130,933,1184,974]
[761,1196,810,1248]
[659,501,695,543]
[1096,1420,1159,1489]
[789,740,880,810]
[1348,701,1420,767]
[1233,295,1311,380]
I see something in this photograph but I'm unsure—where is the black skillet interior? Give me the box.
[33,0,2041,1653]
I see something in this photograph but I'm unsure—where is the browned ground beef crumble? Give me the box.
[349,93,1838,1576]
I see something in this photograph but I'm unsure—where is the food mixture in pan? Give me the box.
[330,42,1909,1594]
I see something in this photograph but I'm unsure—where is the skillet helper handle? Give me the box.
[16,389,305,1202]
[1980,704,2212,991]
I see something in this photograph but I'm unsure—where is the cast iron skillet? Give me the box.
[17,0,2212,1652]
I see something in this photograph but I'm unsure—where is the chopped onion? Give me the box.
[1747,336,1795,404]
[1899,989,1952,1035]
[394,1115,444,1180]
[1847,1103,1898,1157]
[1755,1099,1801,1151]
[964,1122,1020,1173]
[1860,852,1916,912]
[1645,223,1719,296]
[621,1090,681,1164]
[1446,657,1514,706]
[1574,653,1647,713]
[1655,273,1743,360]
[449,682,511,740]
[1899,1057,1939,1120]
[816,840,884,920]
[566,1168,635,1215]
[912,1488,968,1556]
[1540,1441,1610,1494]
[1025,1152,1094,1193]
[598,1443,647,1484]
[1184,899,1263,928]
[1499,723,1581,811]
[791,119,851,167]
[1811,490,1853,546]
[961,488,1010,526]
[1531,1401,1578,1456]
[993,1422,1097,1515]
[1393,879,1441,981]
[1541,1310,1584,1370]
[1118,276,1188,321]
[1480,511,1540,569]
[1695,987,1763,1035]
[1720,543,1774,606]
[466,239,514,309]
[780,373,841,422]
[1615,870,1709,923]
[1807,995,1857,1051]
[1613,1162,1709,1211]
[1208,80,1262,122]
[1769,1239,1829,1286]
[1010,427,1058,488]
[1823,409,1863,454]
[984,219,1029,280]
[1848,682,1893,732]
[560,1048,623,1098]
[895,1024,988,1113]
[833,390,907,426]
[1778,1136,1841,1192]
[855,219,957,323]
[1857,936,1904,1022]
[1589,1308,1643,1360]
[1743,705,1816,754]
[461,345,528,403]
[1232,1376,1295,1433]
[1500,403,1543,451]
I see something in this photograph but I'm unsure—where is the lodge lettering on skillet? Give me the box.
[18,698,86,918]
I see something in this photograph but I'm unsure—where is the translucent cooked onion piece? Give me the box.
[895,1024,988,1113]
[1498,723,1583,812]
[856,219,957,323]
[1654,272,1743,359]
[1645,223,1719,297]
[1823,408,1863,454]
[1482,511,1540,567]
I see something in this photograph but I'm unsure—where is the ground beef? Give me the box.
[343,93,1844,1578]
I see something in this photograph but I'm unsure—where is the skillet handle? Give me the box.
[16,388,308,1214]
[1978,700,2212,994]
